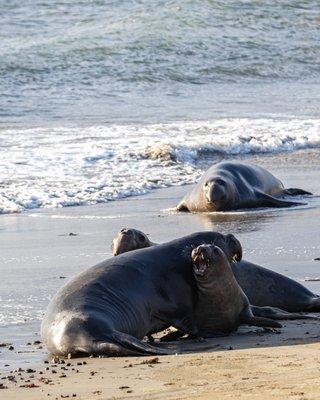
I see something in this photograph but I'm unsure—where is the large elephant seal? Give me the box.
[41,231,243,357]
[176,161,311,212]
[111,229,320,314]
[191,244,281,335]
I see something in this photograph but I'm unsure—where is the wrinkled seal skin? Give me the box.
[41,232,241,357]
[176,161,311,212]
[112,229,320,314]
[191,244,281,335]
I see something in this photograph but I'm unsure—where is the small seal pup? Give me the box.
[191,244,281,335]
[176,161,311,212]
[42,231,243,357]
[111,229,320,314]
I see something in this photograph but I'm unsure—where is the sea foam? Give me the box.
[1,118,319,214]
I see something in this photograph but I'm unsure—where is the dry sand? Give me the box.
[1,150,320,399]
[2,318,320,399]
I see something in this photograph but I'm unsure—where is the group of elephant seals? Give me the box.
[191,244,281,335]
[41,231,243,357]
[176,161,311,212]
[112,228,320,315]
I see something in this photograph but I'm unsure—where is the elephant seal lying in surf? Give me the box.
[112,229,320,314]
[191,244,281,335]
[176,161,311,212]
[42,231,245,357]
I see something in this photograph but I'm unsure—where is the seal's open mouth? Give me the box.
[192,252,210,276]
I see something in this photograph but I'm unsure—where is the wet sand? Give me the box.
[1,150,320,398]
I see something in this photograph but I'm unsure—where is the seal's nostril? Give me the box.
[120,228,127,233]
[213,247,220,256]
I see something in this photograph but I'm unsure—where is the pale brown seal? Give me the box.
[176,161,311,212]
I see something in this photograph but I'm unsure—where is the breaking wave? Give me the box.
[0,118,319,214]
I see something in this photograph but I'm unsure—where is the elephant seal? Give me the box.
[176,161,311,212]
[111,229,320,314]
[41,231,243,357]
[191,244,281,335]
[112,228,154,256]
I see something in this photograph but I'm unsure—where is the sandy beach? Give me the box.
[0,150,320,399]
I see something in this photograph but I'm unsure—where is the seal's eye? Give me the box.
[216,178,225,185]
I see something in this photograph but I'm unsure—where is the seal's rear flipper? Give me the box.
[251,305,319,320]
[256,192,305,208]
[283,188,312,196]
[308,297,320,312]
[240,307,282,328]
[176,200,189,212]
[90,331,174,356]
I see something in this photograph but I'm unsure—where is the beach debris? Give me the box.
[93,391,101,395]
[314,258,320,261]
[0,342,12,347]
[0,383,8,389]
[69,232,78,236]
[26,368,36,373]
[90,371,96,376]
[8,345,14,351]
[140,357,160,365]
[20,383,39,388]
[119,386,130,390]
[304,277,320,282]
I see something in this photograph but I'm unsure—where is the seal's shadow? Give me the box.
[153,320,320,354]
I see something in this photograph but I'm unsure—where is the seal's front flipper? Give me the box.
[256,191,305,208]
[240,306,282,328]
[160,330,185,342]
[153,312,199,338]
[176,200,189,212]
[251,305,319,320]
[91,331,174,356]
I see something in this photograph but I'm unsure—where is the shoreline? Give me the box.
[0,149,320,398]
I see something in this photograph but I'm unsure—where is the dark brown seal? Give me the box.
[41,231,242,357]
[191,244,281,335]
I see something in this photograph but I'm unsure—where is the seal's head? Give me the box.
[203,177,234,211]
[191,244,228,280]
[112,228,152,256]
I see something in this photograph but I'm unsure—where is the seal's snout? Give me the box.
[120,228,133,236]
[204,178,226,204]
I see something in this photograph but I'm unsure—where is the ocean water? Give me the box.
[1,0,320,214]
